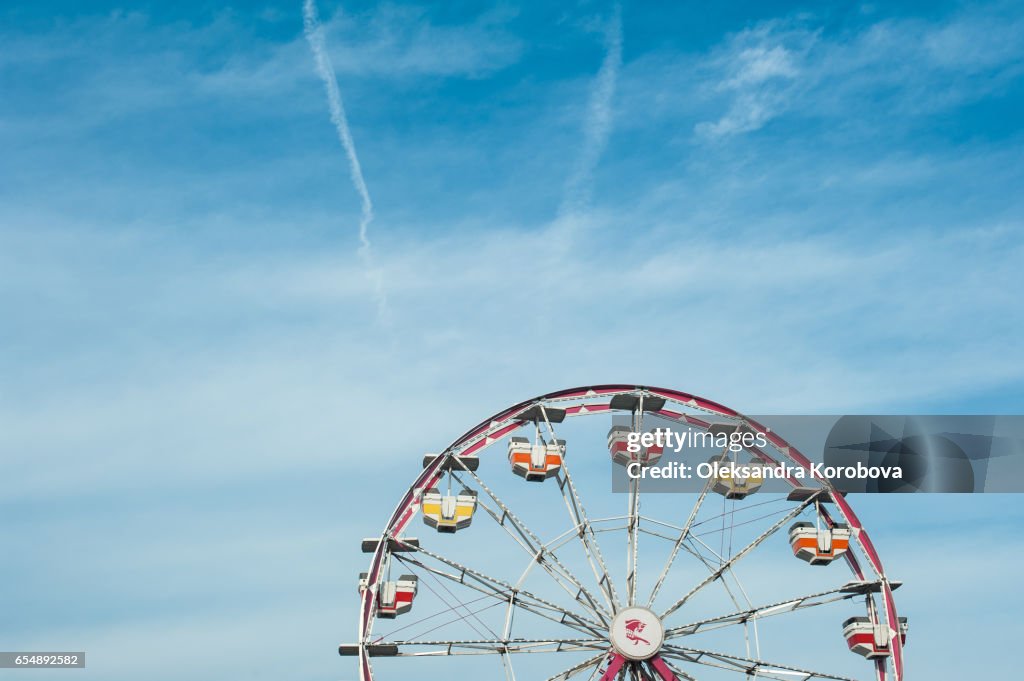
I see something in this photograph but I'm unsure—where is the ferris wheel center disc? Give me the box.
[609,606,665,661]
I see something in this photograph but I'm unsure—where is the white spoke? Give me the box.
[544,518,628,553]
[646,479,712,608]
[626,399,644,606]
[503,651,520,679]
[668,528,759,664]
[661,646,858,681]
[393,549,605,638]
[585,656,606,681]
[626,473,640,606]
[660,495,819,620]
[369,638,607,656]
[375,591,495,640]
[539,404,622,612]
[665,581,876,638]
[502,650,516,681]
[380,599,506,645]
[413,560,502,640]
[450,463,612,623]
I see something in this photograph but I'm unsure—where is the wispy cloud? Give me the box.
[693,8,1024,139]
[199,4,523,102]
[302,0,388,321]
[695,23,814,139]
[4,210,1022,505]
[560,4,623,216]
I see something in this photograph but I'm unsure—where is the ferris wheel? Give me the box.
[340,385,907,681]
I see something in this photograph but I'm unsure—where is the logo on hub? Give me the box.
[623,619,650,645]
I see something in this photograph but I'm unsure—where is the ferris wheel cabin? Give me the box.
[359,573,419,619]
[842,616,909,659]
[508,436,565,481]
[607,426,664,466]
[788,522,852,565]
[710,457,765,500]
[421,487,478,533]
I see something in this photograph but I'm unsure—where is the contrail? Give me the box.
[302,0,389,321]
[560,4,622,217]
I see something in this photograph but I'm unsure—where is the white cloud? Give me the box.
[201,3,523,97]
[3,207,1022,504]
[694,23,816,139]
[690,7,1024,138]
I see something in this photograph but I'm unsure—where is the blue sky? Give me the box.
[1,0,1023,679]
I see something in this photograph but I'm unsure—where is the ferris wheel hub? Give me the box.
[609,606,665,661]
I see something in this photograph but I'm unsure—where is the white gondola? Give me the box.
[508,436,564,481]
[709,454,765,499]
[359,572,418,619]
[843,615,908,659]
[789,522,852,565]
[421,487,478,533]
[607,426,663,467]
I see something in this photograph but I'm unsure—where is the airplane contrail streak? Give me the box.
[303,0,389,321]
[560,4,622,217]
